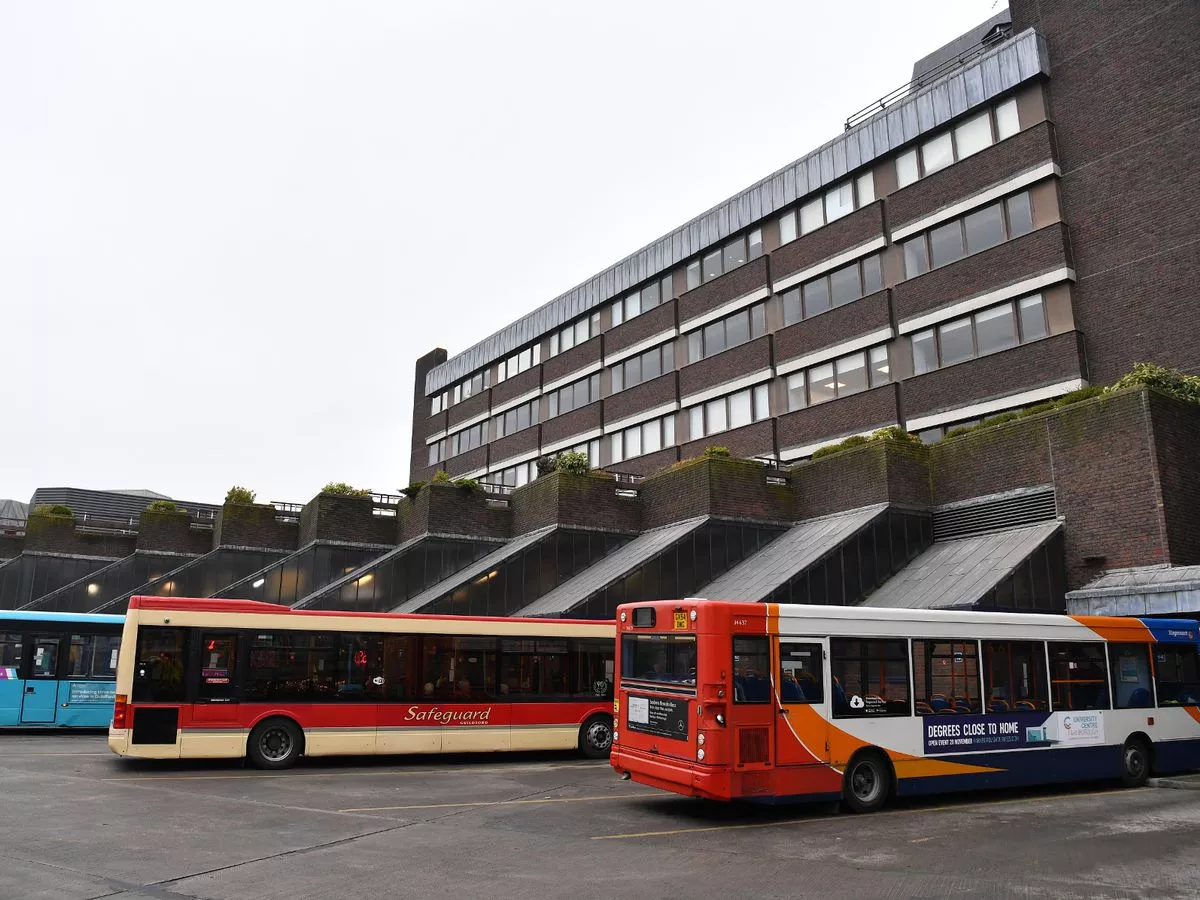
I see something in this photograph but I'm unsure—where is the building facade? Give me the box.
[408,2,1199,490]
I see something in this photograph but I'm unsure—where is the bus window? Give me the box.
[31,637,61,679]
[620,634,696,687]
[733,637,771,703]
[779,642,823,704]
[501,639,569,699]
[0,633,22,677]
[982,641,1048,711]
[337,633,385,700]
[1108,644,1154,708]
[198,633,238,701]
[133,626,187,702]
[422,636,497,701]
[571,638,613,700]
[91,635,120,679]
[380,635,417,701]
[1048,642,1110,710]
[1154,645,1200,707]
[912,640,980,714]
[830,638,910,717]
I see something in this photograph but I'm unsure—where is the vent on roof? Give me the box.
[934,486,1057,541]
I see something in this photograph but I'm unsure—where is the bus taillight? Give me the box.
[112,694,128,729]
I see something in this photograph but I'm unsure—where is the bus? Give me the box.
[0,611,125,727]
[609,600,1200,811]
[108,596,615,768]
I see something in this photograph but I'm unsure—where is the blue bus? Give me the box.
[0,612,125,727]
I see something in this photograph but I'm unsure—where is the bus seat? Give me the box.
[931,696,949,712]
[1013,700,1035,711]
[953,699,972,714]
[989,699,1010,713]
[915,701,934,715]
[781,680,803,702]
[1127,687,1151,708]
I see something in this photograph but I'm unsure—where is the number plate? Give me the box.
[673,611,688,630]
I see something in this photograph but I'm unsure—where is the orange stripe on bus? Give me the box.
[1069,615,1154,643]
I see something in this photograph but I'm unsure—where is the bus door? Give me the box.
[193,631,240,726]
[21,635,63,724]
[0,630,24,725]
[731,636,776,773]
[775,638,830,768]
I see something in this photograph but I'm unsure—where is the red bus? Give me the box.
[610,600,1200,811]
[108,597,615,768]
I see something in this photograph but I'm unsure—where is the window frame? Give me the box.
[830,637,912,719]
[908,294,1048,375]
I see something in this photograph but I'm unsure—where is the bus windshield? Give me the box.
[621,634,696,686]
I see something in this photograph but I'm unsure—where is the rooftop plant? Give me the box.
[146,500,180,513]
[322,482,372,497]
[225,486,256,505]
[33,504,73,518]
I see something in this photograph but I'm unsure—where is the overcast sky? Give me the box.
[1,0,1000,506]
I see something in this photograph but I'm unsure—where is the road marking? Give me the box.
[590,787,1143,840]
[341,793,628,812]
[108,761,607,782]
[910,837,931,844]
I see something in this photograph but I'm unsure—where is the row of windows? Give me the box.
[735,636,1199,718]
[687,383,770,439]
[912,294,1048,376]
[686,229,764,290]
[611,342,675,393]
[686,302,767,364]
[548,312,601,358]
[492,459,538,490]
[896,98,1019,189]
[785,346,891,412]
[609,414,676,465]
[612,274,673,328]
[778,172,875,246]
[781,253,884,327]
[428,420,489,465]
[903,190,1034,278]
[547,372,603,418]
[491,399,540,440]
[0,631,121,680]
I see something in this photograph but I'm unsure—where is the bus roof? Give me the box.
[0,610,125,625]
[127,596,610,627]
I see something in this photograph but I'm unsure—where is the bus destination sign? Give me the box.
[627,694,689,740]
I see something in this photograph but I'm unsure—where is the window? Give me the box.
[684,302,766,362]
[1048,643,1110,710]
[66,633,120,679]
[612,274,673,327]
[419,635,499,701]
[778,176,874,244]
[856,172,875,205]
[435,420,488,461]
[830,638,910,717]
[132,626,187,702]
[786,372,807,411]
[731,636,772,703]
[692,231,763,285]
[1108,643,1154,709]
[491,399,540,440]
[995,97,1019,140]
[784,346,889,411]
[495,344,541,387]
[954,110,993,159]
[1006,192,1034,237]
[430,394,443,416]
[982,640,1048,711]
[1154,644,1200,706]
[573,638,614,700]
[621,634,696,687]
[549,312,601,357]
[869,346,890,387]
[929,219,966,268]
[908,295,1048,374]
[562,438,601,468]
[902,236,929,277]
[921,132,954,175]
[546,373,602,418]
[610,414,675,464]
[492,459,537,490]
[904,191,1034,278]
[688,384,770,438]
[781,252,886,320]
[611,343,674,393]
[895,100,1018,188]
[799,197,823,234]
[913,640,980,714]
[896,149,920,188]
[0,633,21,671]
[824,182,854,222]
[198,632,238,701]
[779,641,824,704]
[779,210,798,245]
[500,638,570,698]
[245,631,339,702]
[686,260,701,290]
[964,203,1005,254]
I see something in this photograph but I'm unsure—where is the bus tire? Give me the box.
[248,717,304,770]
[843,750,892,814]
[1120,736,1151,788]
[579,714,613,759]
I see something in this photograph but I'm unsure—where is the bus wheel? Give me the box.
[579,714,613,759]
[248,718,303,770]
[1120,737,1151,788]
[843,751,891,814]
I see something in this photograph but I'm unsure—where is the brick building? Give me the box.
[408,2,1199,488]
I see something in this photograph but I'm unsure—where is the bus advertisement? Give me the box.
[610,600,1200,811]
[0,612,125,728]
[108,596,615,768]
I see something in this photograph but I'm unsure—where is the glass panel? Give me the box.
[802,277,831,318]
[974,304,1017,355]
[954,110,993,159]
[575,319,589,346]
[831,638,910,717]
[702,250,723,282]
[808,363,836,405]
[913,640,981,714]
[722,237,746,272]
[1154,645,1200,706]
[780,642,824,703]
[929,220,966,268]
[1018,295,1049,341]
[1109,644,1154,709]
[517,403,531,430]
[641,281,659,310]
[560,326,575,352]
[799,197,824,234]
[748,228,763,260]
[861,254,883,295]
[1048,642,1111,710]
[856,171,874,205]
[733,637,771,703]
[198,633,238,700]
[896,148,920,188]
[625,425,642,458]
[725,310,750,348]
[824,182,854,222]
[687,331,702,363]
[661,274,673,302]
[686,261,701,290]
[611,299,623,327]
[729,389,752,429]
[706,398,728,434]
[903,237,929,277]
[626,290,642,319]
[753,384,769,420]
[750,303,766,338]
[921,131,954,175]
[625,355,642,387]
[836,352,868,396]
[938,318,974,366]
[829,264,861,307]
[787,372,807,411]
[983,641,1049,710]
[1006,192,1034,237]
[611,365,623,393]
[964,203,1005,254]
[779,211,797,244]
[621,634,696,685]
[662,342,674,372]
[689,406,703,438]
[782,289,801,326]
[869,346,890,387]
[642,348,661,381]
[610,432,623,464]
[703,321,726,357]
[663,415,675,446]
[912,330,937,374]
[643,420,662,454]
[995,97,1019,140]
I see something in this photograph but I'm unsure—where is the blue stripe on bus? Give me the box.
[0,612,124,625]
[1137,618,1200,644]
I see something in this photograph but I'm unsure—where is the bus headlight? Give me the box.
[612,730,618,743]
[619,611,627,622]
[716,713,725,726]
[697,747,706,761]
[690,609,697,621]
[697,733,706,746]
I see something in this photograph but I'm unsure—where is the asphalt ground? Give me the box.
[2,733,1199,900]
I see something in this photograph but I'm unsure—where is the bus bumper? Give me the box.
[108,728,130,757]
[611,746,732,801]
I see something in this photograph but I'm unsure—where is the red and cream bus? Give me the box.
[108,597,615,768]
[610,600,1200,811]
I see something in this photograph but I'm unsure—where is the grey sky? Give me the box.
[1,0,999,506]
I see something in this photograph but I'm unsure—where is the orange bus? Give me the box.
[610,600,1200,811]
[109,597,615,768]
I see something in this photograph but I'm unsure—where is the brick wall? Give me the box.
[680,420,775,463]
[399,483,510,543]
[607,446,680,478]
[541,401,602,447]
[679,337,772,399]
[0,534,23,561]
[444,445,487,478]
[605,373,677,425]
[490,365,542,407]
[488,426,541,468]
[679,257,769,325]
[299,494,396,547]
[928,416,1054,506]
[770,202,885,284]
[410,347,448,483]
[639,457,794,529]
[774,291,892,366]
[777,384,900,453]
[447,390,490,430]
[214,503,299,551]
[1147,390,1200,567]
[793,441,931,520]
[902,331,1086,421]
[137,511,211,555]
[891,224,1071,325]
[606,301,676,356]
[509,472,642,536]
[23,513,134,558]
[543,336,601,385]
